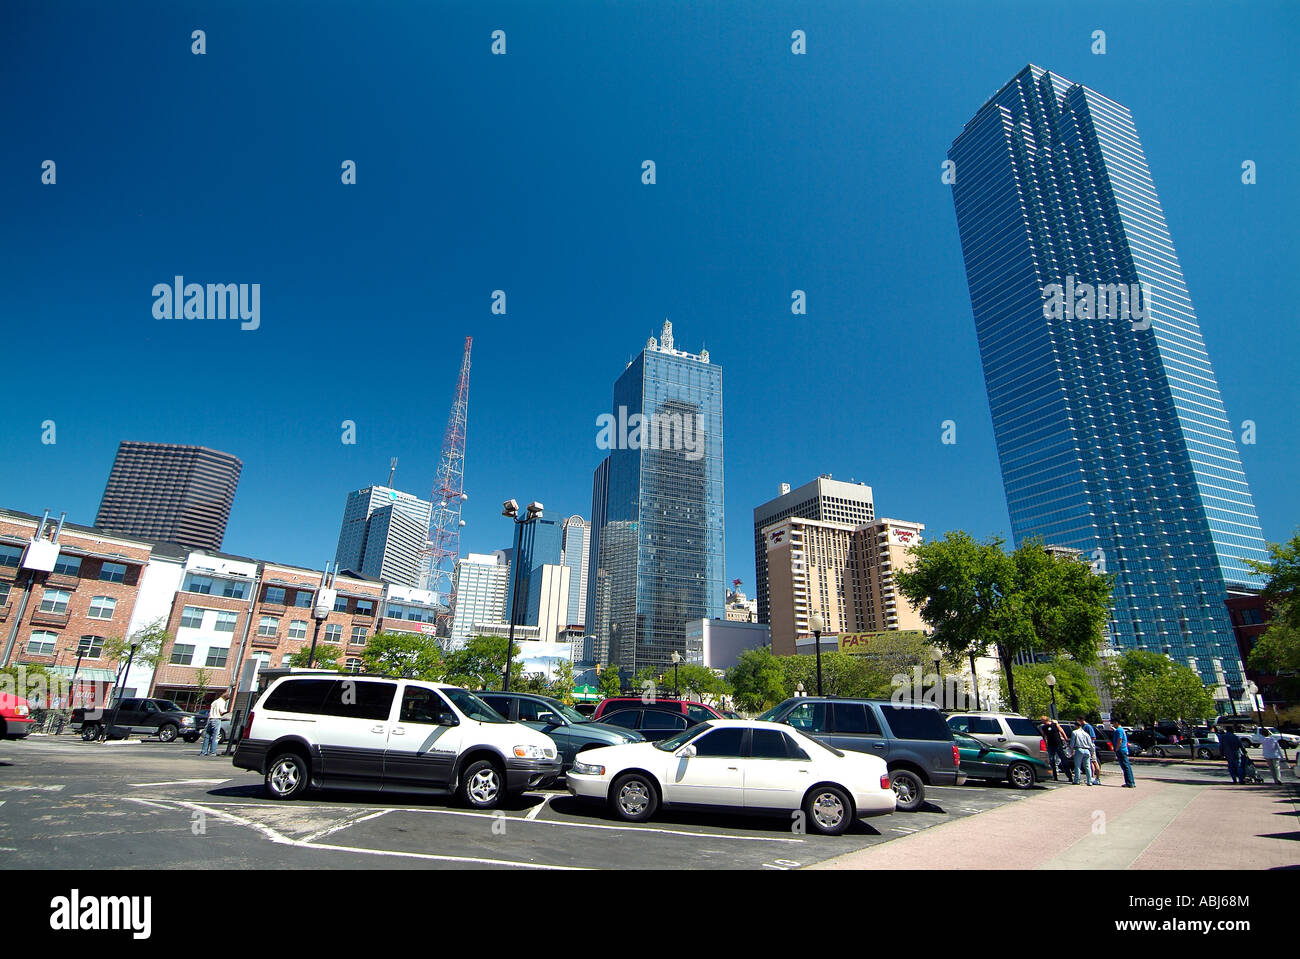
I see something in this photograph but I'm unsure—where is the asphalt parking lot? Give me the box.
[0,734,1060,870]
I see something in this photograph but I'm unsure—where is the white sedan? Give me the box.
[566,718,896,835]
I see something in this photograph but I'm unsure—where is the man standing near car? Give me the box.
[201,690,229,758]
[1041,716,1068,782]
[1111,721,1135,788]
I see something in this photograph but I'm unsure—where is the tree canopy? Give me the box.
[360,632,444,680]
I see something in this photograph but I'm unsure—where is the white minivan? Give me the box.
[233,675,561,808]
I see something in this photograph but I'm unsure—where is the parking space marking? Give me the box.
[301,809,392,843]
[130,779,232,787]
[525,795,552,821]
[0,785,65,792]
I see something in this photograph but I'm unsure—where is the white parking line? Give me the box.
[525,795,552,821]
[301,809,392,843]
[0,784,65,792]
[130,779,232,787]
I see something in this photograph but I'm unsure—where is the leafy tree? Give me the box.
[597,664,623,697]
[103,617,170,671]
[515,672,551,694]
[361,632,444,680]
[896,532,1112,712]
[547,659,576,704]
[1002,659,1099,721]
[774,650,886,699]
[1247,614,1300,677]
[676,664,730,701]
[1107,651,1214,724]
[1246,531,1300,630]
[726,648,788,712]
[0,664,60,705]
[442,635,522,691]
[289,644,340,670]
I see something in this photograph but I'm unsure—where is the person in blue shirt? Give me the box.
[1109,720,1135,787]
[1217,726,1244,783]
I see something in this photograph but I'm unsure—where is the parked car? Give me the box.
[72,698,202,743]
[567,719,896,834]
[233,675,561,808]
[1131,730,1195,759]
[946,712,1047,762]
[951,732,1050,788]
[193,712,233,744]
[756,697,963,812]
[476,691,644,769]
[573,703,598,717]
[0,693,35,740]
[1245,728,1299,751]
[597,707,696,743]
[592,697,723,724]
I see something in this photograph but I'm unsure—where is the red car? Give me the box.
[592,697,723,725]
[0,693,36,739]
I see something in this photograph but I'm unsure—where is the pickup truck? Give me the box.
[72,697,202,743]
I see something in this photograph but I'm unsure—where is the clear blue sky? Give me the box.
[2,1,1296,590]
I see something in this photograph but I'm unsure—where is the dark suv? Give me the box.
[72,698,202,743]
[757,698,963,811]
[476,691,644,769]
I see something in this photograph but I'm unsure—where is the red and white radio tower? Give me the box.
[422,336,471,625]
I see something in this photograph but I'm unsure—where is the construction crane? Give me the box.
[421,337,472,640]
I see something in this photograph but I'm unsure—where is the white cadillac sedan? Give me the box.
[566,718,895,835]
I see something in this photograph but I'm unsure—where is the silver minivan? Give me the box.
[947,712,1047,762]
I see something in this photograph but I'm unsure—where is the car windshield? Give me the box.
[541,697,588,723]
[154,700,183,712]
[444,687,509,723]
[755,704,786,722]
[953,732,984,750]
[654,723,711,751]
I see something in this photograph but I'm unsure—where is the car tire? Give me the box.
[81,723,100,742]
[1197,747,1214,759]
[803,784,854,835]
[1008,761,1036,789]
[458,759,505,809]
[609,772,659,823]
[158,724,179,743]
[265,751,310,800]
[890,769,925,812]
[1152,747,1167,758]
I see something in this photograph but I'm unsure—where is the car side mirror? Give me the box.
[436,712,458,727]
[678,744,696,759]
[539,712,565,726]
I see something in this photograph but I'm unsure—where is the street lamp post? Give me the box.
[501,499,543,692]
[809,612,825,698]
[968,651,981,710]
[931,648,944,709]
[671,650,681,699]
[1046,673,1058,721]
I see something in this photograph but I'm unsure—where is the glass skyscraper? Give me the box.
[561,515,590,628]
[949,65,1266,687]
[588,321,725,677]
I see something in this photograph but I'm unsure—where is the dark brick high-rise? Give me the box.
[95,441,242,550]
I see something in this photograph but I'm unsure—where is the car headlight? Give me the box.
[181,717,195,726]
[572,761,606,776]
[513,744,554,760]
[14,705,29,717]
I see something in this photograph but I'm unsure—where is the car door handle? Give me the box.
[727,766,738,770]
[391,727,405,736]
[371,725,386,734]
[869,742,886,748]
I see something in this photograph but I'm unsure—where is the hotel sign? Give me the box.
[837,630,928,654]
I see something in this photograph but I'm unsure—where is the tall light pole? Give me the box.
[809,612,825,698]
[501,499,543,692]
[1046,672,1058,721]
[308,562,338,669]
[969,651,982,710]
[671,650,681,699]
[931,648,944,709]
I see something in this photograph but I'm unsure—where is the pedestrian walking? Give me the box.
[1041,716,1069,782]
[1110,721,1136,788]
[1080,717,1102,783]
[1259,729,1285,785]
[1070,720,1097,785]
[200,690,229,757]
[1218,725,1243,783]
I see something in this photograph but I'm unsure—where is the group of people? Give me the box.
[1039,715,1137,788]
[1215,725,1294,785]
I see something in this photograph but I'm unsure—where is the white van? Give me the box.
[233,675,561,808]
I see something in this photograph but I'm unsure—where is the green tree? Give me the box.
[895,532,1112,713]
[1108,650,1214,724]
[547,659,576,704]
[1002,659,1100,721]
[726,648,788,712]
[103,617,170,672]
[289,644,340,670]
[775,651,884,699]
[1246,531,1300,630]
[361,632,444,680]
[442,635,522,691]
[597,665,623,697]
[675,664,730,701]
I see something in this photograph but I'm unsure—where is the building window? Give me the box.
[221,579,249,600]
[258,616,279,638]
[288,620,307,640]
[265,586,287,605]
[170,644,196,666]
[205,647,229,668]
[39,589,71,615]
[251,651,271,669]
[324,624,343,644]
[334,596,349,613]
[0,582,10,606]
[0,545,21,568]
[27,631,58,656]
[99,562,127,583]
[53,554,82,577]
[185,574,214,594]
[355,600,374,617]
[77,635,105,659]
[345,658,363,673]
[280,654,293,667]
[350,626,368,646]
[293,590,313,608]
[180,606,205,629]
[213,611,238,633]
[87,596,117,621]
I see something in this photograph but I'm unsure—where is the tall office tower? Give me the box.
[95,441,242,550]
[584,457,610,665]
[949,65,1266,687]
[505,517,563,628]
[561,515,591,627]
[449,552,510,647]
[752,476,875,625]
[334,486,433,588]
[588,321,725,676]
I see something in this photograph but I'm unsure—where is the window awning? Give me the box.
[44,665,117,682]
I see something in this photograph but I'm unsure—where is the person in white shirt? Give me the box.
[1070,720,1097,785]
[1259,729,1284,784]
[200,691,230,758]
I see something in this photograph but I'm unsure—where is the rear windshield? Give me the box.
[1006,718,1043,736]
[879,705,953,741]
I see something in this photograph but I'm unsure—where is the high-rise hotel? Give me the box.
[948,66,1267,688]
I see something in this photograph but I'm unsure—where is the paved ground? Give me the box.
[1,734,1047,869]
[809,759,1300,870]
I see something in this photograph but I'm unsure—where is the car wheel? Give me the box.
[804,785,853,835]
[1152,747,1167,758]
[265,752,309,800]
[458,759,505,809]
[1008,761,1036,789]
[890,769,925,812]
[158,724,179,743]
[1197,747,1213,759]
[81,723,100,742]
[609,773,659,823]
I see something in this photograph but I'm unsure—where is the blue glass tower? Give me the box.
[505,516,563,628]
[949,66,1266,686]
[589,321,725,676]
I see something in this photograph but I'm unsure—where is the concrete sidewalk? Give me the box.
[809,766,1300,870]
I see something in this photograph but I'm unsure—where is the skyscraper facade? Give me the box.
[949,65,1267,687]
[449,552,510,647]
[505,517,563,628]
[561,515,591,628]
[95,441,242,551]
[334,486,433,588]
[588,321,725,676]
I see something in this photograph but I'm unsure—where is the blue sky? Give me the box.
[2,0,1297,590]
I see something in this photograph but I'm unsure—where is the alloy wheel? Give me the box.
[811,791,845,829]
[270,758,300,796]
[469,768,500,805]
[618,781,650,816]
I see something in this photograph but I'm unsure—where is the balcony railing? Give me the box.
[30,609,70,628]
